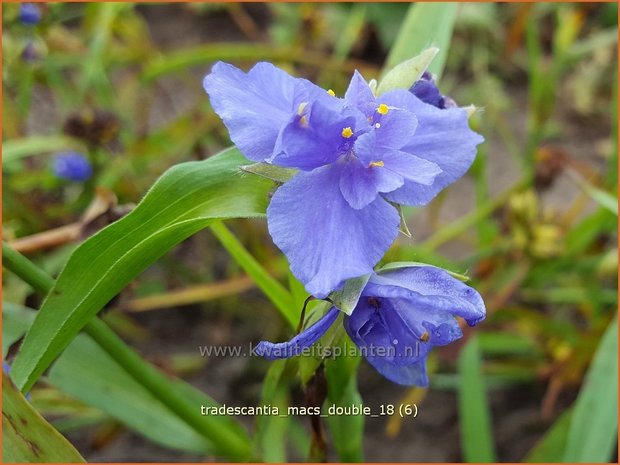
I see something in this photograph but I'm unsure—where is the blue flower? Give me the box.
[52,151,93,182]
[410,71,456,110]
[19,3,41,26]
[254,265,485,386]
[204,62,483,298]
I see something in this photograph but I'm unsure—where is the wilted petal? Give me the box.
[410,72,445,109]
[267,165,400,298]
[255,307,340,360]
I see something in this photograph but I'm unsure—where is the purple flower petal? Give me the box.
[381,150,442,185]
[344,70,376,118]
[343,265,485,386]
[410,75,444,108]
[368,266,486,326]
[203,62,320,162]
[255,307,340,360]
[344,300,431,385]
[270,99,356,171]
[364,358,429,386]
[338,132,405,209]
[381,94,484,206]
[373,107,418,150]
[267,165,400,298]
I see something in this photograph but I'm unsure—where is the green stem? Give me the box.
[83,318,252,460]
[420,179,529,252]
[2,242,55,294]
[2,241,253,460]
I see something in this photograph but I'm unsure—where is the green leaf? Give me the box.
[524,409,572,462]
[2,135,76,164]
[376,47,438,95]
[457,336,497,462]
[328,274,370,316]
[4,302,248,456]
[240,162,298,183]
[3,374,85,463]
[2,302,32,357]
[563,318,618,462]
[382,3,458,80]
[572,174,618,216]
[11,148,273,393]
[255,360,290,462]
[325,337,364,462]
[209,222,297,327]
[48,333,220,454]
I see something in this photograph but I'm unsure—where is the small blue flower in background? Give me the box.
[19,3,41,26]
[204,62,483,298]
[52,151,93,182]
[255,265,486,386]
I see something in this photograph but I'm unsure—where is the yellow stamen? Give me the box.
[297,102,308,115]
[369,160,384,168]
[327,89,336,97]
[341,127,354,138]
[420,331,430,342]
[377,103,389,115]
[299,115,309,127]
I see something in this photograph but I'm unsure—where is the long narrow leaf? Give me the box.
[3,375,85,463]
[382,3,458,79]
[210,222,297,327]
[4,302,250,456]
[457,336,497,462]
[563,318,618,462]
[11,148,272,393]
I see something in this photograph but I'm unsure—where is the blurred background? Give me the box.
[2,2,618,462]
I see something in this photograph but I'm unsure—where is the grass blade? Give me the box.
[563,318,618,462]
[209,222,297,328]
[11,148,272,393]
[457,336,497,462]
[3,374,85,463]
[382,2,458,79]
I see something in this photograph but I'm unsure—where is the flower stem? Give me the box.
[2,241,55,294]
[2,241,253,460]
[420,178,530,251]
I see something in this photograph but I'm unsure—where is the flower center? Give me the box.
[341,127,354,138]
[377,103,389,115]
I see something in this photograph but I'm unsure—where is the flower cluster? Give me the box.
[204,58,486,385]
[205,62,483,298]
